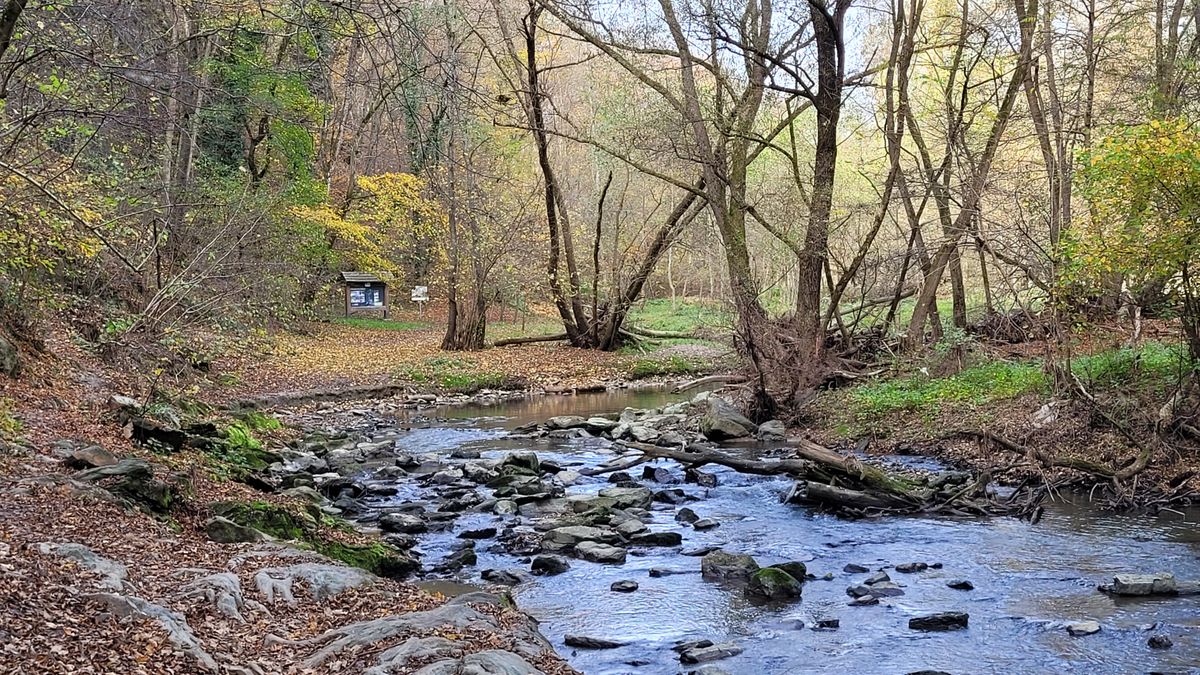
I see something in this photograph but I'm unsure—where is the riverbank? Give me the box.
[807,334,1200,505]
[0,326,591,674]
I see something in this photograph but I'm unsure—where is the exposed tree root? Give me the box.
[951,430,1117,478]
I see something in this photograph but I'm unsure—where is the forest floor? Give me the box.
[216,300,734,402]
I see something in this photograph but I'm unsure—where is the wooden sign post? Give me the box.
[411,285,429,319]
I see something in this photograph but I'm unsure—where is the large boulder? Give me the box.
[701,550,760,581]
[615,519,648,537]
[597,486,652,509]
[627,425,661,443]
[756,420,787,441]
[530,555,570,576]
[541,526,620,552]
[379,513,428,534]
[210,500,316,540]
[63,445,119,470]
[574,541,627,564]
[745,568,803,600]
[0,335,20,379]
[74,459,176,513]
[699,398,757,441]
[205,516,267,544]
[546,415,587,430]
[502,452,540,474]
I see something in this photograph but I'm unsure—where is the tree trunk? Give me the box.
[904,0,1038,347]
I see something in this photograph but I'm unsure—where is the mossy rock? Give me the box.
[770,561,808,580]
[700,550,760,581]
[75,459,178,514]
[209,500,317,540]
[316,540,418,579]
[746,567,803,600]
[209,500,416,578]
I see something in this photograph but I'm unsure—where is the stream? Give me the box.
[319,387,1200,674]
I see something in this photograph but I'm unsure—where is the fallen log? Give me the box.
[492,333,569,347]
[618,442,824,478]
[784,480,910,510]
[784,437,925,496]
[624,325,702,339]
[671,374,748,393]
[618,441,926,512]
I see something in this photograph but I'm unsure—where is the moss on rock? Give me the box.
[209,500,316,540]
[746,567,803,600]
[315,540,418,579]
[208,500,417,579]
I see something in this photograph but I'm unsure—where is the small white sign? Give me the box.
[411,286,429,302]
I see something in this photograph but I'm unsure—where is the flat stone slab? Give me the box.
[1104,573,1178,596]
[679,641,744,664]
[1067,620,1101,636]
[909,612,969,631]
[574,541,627,564]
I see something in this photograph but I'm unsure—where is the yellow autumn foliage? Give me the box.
[291,172,445,275]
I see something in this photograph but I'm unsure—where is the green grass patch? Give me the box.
[487,317,563,342]
[336,317,429,331]
[1070,341,1193,391]
[399,355,509,392]
[237,410,282,432]
[206,421,281,480]
[626,298,731,334]
[626,355,709,379]
[616,337,724,356]
[839,340,1194,429]
[847,360,1047,419]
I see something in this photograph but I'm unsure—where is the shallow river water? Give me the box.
[358,388,1200,675]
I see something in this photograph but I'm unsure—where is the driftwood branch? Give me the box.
[579,453,650,476]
